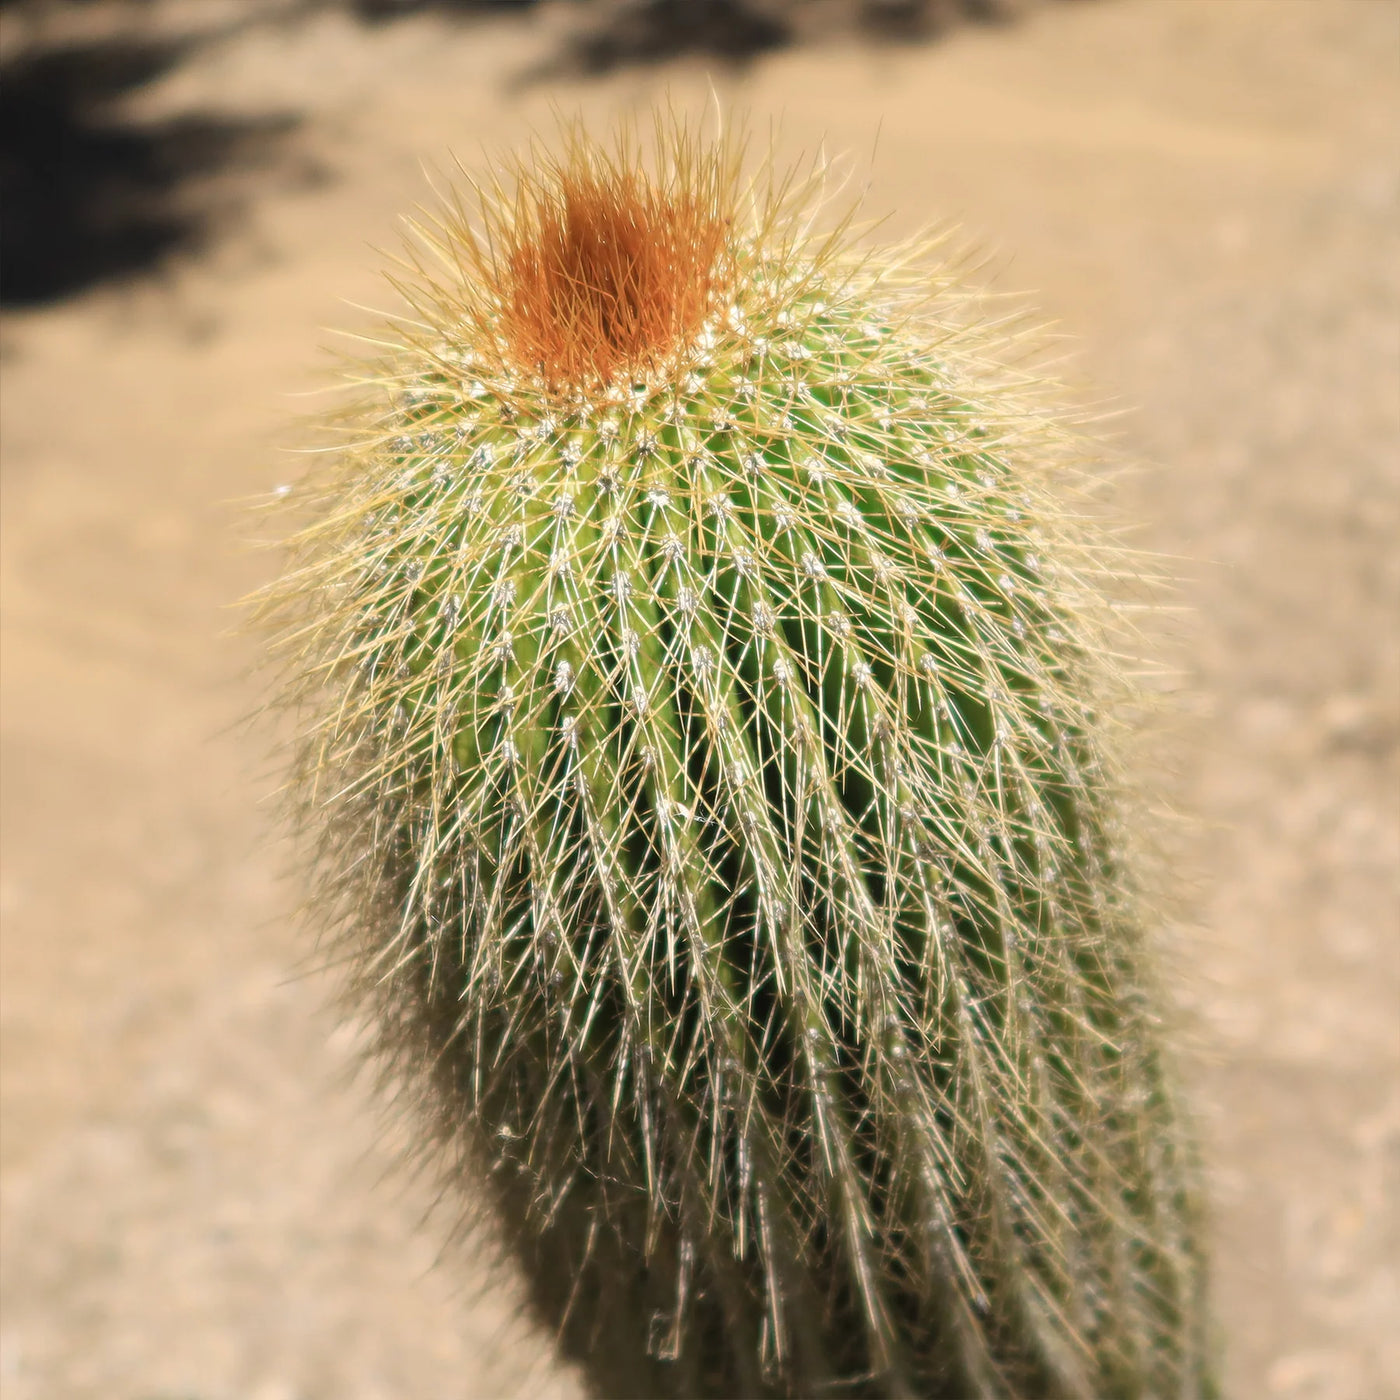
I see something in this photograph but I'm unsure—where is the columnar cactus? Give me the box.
[263,120,1214,1398]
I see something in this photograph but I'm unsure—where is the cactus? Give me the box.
[263,119,1214,1399]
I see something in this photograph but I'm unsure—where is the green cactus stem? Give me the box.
[261,118,1215,1399]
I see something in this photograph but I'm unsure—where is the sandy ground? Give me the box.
[1,1,1397,1396]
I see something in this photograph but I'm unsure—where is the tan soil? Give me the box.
[2,1,1396,1396]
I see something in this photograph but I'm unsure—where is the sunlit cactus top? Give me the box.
[265,117,1214,1400]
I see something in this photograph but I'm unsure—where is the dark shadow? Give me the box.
[339,0,539,20]
[0,34,300,306]
[857,0,1028,41]
[562,0,791,73]
[513,0,1034,85]
[312,0,1037,74]
[302,0,790,68]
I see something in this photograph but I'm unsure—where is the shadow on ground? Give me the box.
[341,0,1029,72]
[0,32,299,306]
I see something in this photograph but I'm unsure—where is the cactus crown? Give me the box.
[389,123,752,396]
[493,127,736,389]
[263,117,1212,1400]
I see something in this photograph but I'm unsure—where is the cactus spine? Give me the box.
[264,120,1214,1398]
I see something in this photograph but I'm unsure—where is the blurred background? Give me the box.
[1,1,1396,1397]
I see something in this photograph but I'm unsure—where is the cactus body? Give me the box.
[267,124,1213,1398]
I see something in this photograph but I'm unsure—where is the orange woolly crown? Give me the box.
[396,120,745,395]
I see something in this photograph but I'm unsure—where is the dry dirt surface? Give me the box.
[2,1,1397,1397]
